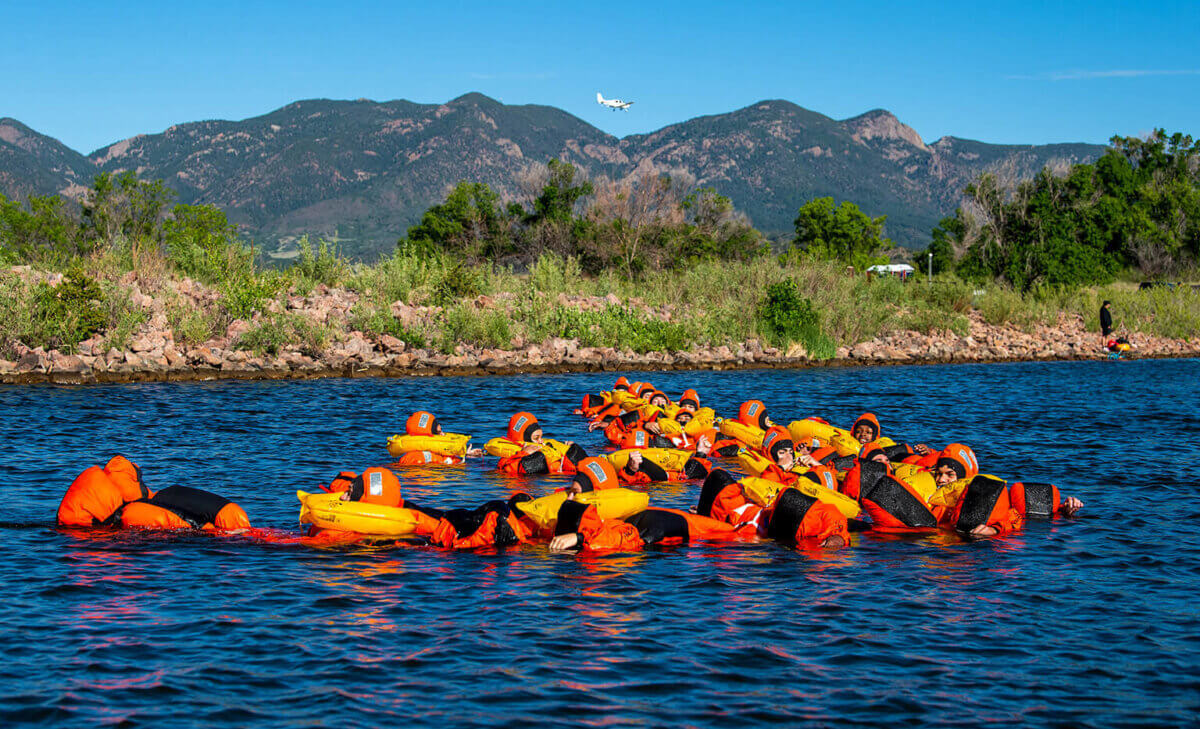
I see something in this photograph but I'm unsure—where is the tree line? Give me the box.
[4,130,1197,289]
[925,130,1199,289]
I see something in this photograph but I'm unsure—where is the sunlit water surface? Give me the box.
[1,360,1198,727]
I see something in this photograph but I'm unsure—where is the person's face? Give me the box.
[853,424,874,444]
[775,446,795,469]
[935,465,958,487]
[680,402,697,413]
[434,422,444,435]
[529,428,544,443]
[870,453,889,465]
[651,395,668,408]
[676,412,694,426]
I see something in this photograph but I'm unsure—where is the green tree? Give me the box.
[403,181,513,260]
[0,193,82,262]
[80,171,175,246]
[529,159,593,223]
[162,203,253,282]
[790,197,891,269]
[921,214,962,275]
[940,129,1200,287]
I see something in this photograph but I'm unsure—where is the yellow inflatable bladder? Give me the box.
[606,447,695,473]
[387,433,471,458]
[739,476,861,519]
[517,488,650,533]
[734,448,813,478]
[892,462,937,504]
[718,420,766,448]
[297,491,423,536]
[484,437,572,460]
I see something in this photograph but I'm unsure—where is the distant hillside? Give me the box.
[0,118,95,201]
[1,95,1106,259]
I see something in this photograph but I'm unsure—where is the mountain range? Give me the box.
[1,93,1106,259]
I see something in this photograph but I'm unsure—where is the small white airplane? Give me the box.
[597,92,634,111]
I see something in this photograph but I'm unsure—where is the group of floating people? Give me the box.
[56,376,1084,553]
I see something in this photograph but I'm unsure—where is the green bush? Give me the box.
[220,274,283,320]
[438,305,512,352]
[432,263,486,306]
[162,204,255,283]
[289,236,350,290]
[757,282,819,345]
[348,299,426,348]
[913,277,975,313]
[529,253,583,294]
[30,271,108,350]
[237,313,330,357]
[167,300,223,345]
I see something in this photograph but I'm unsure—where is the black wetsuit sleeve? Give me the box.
[623,509,689,545]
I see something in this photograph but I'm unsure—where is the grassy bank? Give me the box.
[3,238,1198,363]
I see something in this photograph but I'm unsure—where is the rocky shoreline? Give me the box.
[3,271,1198,386]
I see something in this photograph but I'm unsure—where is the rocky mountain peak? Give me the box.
[843,109,928,151]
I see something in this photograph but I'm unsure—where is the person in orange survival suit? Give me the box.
[390,410,485,466]
[611,424,677,450]
[597,390,672,443]
[428,499,531,549]
[756,427,843,489]
[547,499,751,553]
[706,399,772,456]
[577,377,633,419]
[694,469,848,547]
[564,454,711,494]
[658,408,719,453]
[850,412,882,445]
[496,412,587,476]
[851,458,940,533]
[757,427,800,485]
[839,441,893,500]
[57,455,250,531]
[927,447,1083,537]
[585,380,657,426]
[327,465,531,549]
[319,467,444,538]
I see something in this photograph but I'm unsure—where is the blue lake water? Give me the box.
[1,360,1198,727]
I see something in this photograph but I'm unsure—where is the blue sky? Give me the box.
[3,0,1197,154]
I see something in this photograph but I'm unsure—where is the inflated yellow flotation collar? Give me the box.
[718,420,766,448]
[297,491,423,536]
[606,447,695,473]
[516,488,649,533]
[739,476,861,518]
[892,462,937,504]
[734,448,810,477]
[484,437,572,460]
[387,433,471,458]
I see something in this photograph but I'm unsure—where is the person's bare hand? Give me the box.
[645,422,662,435]
[629,452,643,470]
[914,443,931,455]
[520,443,540,455]
[549,533,579,551]
[1062,496,1084,516]
[798,454,820,468]
[466,447,484,457]
[588,420,604,432]
[970,524,998,537]
[696,435,711,455]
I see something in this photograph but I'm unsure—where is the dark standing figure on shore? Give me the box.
[1100,301,1113,349]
